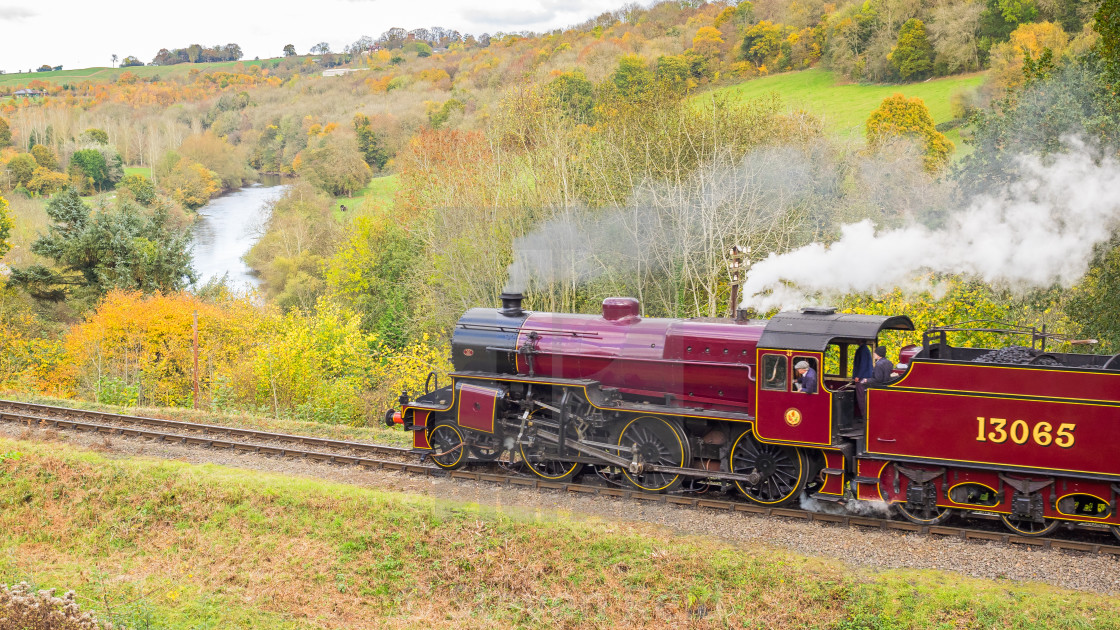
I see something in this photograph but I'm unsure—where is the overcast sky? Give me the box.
[0,0,635,73]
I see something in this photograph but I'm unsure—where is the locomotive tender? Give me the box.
[390,292,1120,538]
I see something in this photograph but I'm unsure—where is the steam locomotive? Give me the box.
[389,293,1120,538]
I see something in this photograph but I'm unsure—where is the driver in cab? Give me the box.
[794,360,817,394]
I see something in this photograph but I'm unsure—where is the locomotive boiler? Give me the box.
[389,292,1120,538]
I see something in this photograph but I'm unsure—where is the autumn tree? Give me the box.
[0,192,12,259]
[741,21,786,66]
[30,144,57,170]
[80,128,110,145]
[988,21,1069,93]
[692,26,726,57]
[296,136,371,197]
[158,155,221,209]
[543,71,596,125]
[928,0,984,74]
[6,154,36,188]
[611,55,655,101]
[283,44,297,57]
[326,210,421,345]
[244,182,341,311]
[9,188,196,303]
[353,114,389,170]
[866,94,954,171]
[890,19,935,80]
[0,118,11,148]
[178,132,254,190]
[119,173,157,206]
[27,168,69,196]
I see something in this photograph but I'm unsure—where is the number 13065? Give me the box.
[976,417,1075,448]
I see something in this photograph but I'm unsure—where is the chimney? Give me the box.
[499,292,524,317]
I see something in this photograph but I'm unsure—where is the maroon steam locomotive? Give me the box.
[389,293,1120,538]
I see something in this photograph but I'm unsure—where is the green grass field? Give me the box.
[123,166,153,179]
[705,68,987,139]
[332,173,400,217]
[0,58,279,87]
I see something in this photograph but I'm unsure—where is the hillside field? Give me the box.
[0,58,277,87]
[705,68,986,143]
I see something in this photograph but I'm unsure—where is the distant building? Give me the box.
[13,89,45,97]
[322,68,369,77]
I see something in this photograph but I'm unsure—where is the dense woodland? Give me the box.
[0,0,1118,424]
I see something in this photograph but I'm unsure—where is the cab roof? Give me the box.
[758,309,915,352]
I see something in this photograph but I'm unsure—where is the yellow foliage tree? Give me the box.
[59,291,264,407]
[692,26,726,57]
[865,94,954,172]
[989,22,1069,93]
[162,158,221,209]
[27,167,69,196]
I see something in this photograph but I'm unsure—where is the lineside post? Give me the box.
[193,309,200,409]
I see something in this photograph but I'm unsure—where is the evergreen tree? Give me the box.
[9,188,195,303]
[890,19,935,80]
[1097,0,1120,91]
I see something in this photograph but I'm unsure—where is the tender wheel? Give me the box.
[469,432,504,462]
[428,421,467,470]
[617,415,690,493]
[1000,514,1060,537]
[730,431,806,506]
[897,502,954,525]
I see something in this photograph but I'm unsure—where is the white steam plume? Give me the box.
[741,140,1120,311]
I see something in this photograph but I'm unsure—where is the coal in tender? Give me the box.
[972,345,1063,366]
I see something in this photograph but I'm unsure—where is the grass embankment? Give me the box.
[2,438,1119,629]
[0,391,412,448]
[705,68,986,149]
[0,59,276,88]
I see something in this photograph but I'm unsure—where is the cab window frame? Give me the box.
[761,354,788,392]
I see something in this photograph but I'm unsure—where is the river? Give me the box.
[190,176,286,289]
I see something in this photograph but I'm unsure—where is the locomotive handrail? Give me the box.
[458,323,603,338]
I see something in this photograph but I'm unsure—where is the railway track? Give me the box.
[4,399,1120,557]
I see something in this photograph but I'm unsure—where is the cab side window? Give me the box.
[793,356,818,394]
[761,354,787,391]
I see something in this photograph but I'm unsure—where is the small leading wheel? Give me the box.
[469,432,504,462]
[730,431,806,506]
[617,415,690,493]
[428,421,467,470]
[1000,514,1060,537]
[896,502,954,525]
[518,440,583,482]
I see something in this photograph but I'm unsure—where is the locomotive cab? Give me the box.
[753,308,915,447]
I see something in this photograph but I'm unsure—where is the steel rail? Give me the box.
[3,400,1120,556]
[0,399,410,457]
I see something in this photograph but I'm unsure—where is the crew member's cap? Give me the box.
[795,360,810,370]
[875,345,887,358]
